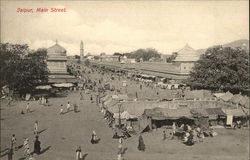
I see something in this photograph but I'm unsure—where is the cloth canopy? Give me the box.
[144,107,193,120]
[52,83,74,88]
[161,108,193,119]
[219,91,234,102]
[229,94,243,104]
[239,96,249,108]
[222,109,246,117]
[190,108,209,117]
[35,85,52,90]
[113,111,136,119]
[143,108,166,120]
[205,108,226,116]
[213,93,225,98]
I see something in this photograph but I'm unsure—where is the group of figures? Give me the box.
[59,101,79,114]
[161,122,216,146]
[8,120,42,160]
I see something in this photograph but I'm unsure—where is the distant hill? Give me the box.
[196,39,249,55]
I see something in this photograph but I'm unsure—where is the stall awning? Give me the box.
[222,109,247,117]
[113,111,136,119]
[35,85,52,90]
[190,108,209,117]
[144,107,193,120]
[52,83,74,88]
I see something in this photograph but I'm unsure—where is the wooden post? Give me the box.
[118,103,122,129]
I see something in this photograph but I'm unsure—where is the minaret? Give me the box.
[80,41,84,61]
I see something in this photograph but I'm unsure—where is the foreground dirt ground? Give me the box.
[1,90,249,160]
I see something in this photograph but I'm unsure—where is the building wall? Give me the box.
[47,60,67,73]
[100,56,120,62]
[180,62,195,73]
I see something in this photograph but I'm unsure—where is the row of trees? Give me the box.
[0,43,49,94]
[114,48,161,62]
[187,46,249,93]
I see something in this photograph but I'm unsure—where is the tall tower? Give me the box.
[80,40,84,61]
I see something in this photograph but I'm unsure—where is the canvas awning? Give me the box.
[219,91,234,102]
[35,85,52,90]
[222,109,247,117]
[112,94,129,101]
[144,107,193,120]
[206,108,226,116]
[190,108,209,117]
[229,94,243,104]
[213,93,225,98]
[143,108,167,120]
[239,96,249,108]
[52,83,74,88]
[205,108,226,119]
[113,111,136,119]
[161,108,193,119]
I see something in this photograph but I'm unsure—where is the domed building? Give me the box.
[46,41,76,83]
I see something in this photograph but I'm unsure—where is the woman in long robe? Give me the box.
[34,136,41,154]
[76,146,82,160]
[137,134,145,151]
[91,130,98,144]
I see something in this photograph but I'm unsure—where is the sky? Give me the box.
[1,1,249,55]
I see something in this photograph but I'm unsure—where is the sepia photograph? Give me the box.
[0,0,249,160]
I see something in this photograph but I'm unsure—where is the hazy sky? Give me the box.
[1,1,249,55]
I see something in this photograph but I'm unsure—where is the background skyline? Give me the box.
[1,1,249,55]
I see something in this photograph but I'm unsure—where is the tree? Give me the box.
[187,46,249,93]
[166,52,178,63]
[113,52,123,56]
[123,48,161,61]
[100,52,106,56]
[0,43,49,93]
[75,55,80,59]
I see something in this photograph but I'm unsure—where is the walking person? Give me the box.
[76,146,83,160]
[162,130,167,141]
[137,134,145,152]
[80,92,83,100]
[23,138,30,158]
[34,120,38,135]
[172,122,176,135]
[60,104,64,115]
[41,96,45,105]
[38,97,42,105]
[7,148,14,160]
[26,103,31,113]
[118,137,123,148]
[7,96,11,106]
[91,130,99,144]
[74,104,78,113]
[11,134,17,151]
[33,135,41,155]
[67,101,71,111]
[117,144,123,160]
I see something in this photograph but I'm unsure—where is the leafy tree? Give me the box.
[123,48,161,61]
[75,55,80,59]
[93,56,100,60]
[100,52,106,56]
[0,43,48,93]
[187,46,249,93]
[113,52,123,56]
[166,52,178,63]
